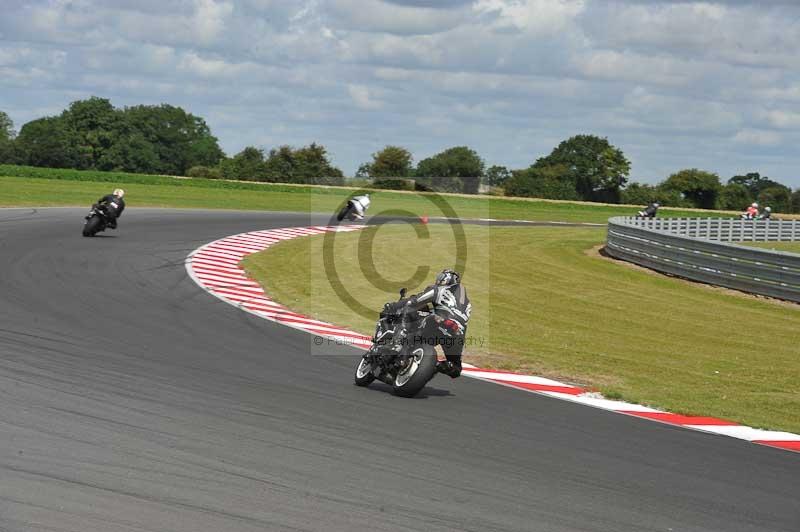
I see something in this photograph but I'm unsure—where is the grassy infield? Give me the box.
[2,166,799,432]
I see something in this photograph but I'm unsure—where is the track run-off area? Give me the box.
[0,208,798,532]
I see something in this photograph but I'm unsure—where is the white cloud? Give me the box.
[732,128,782,146]
[473,0,585,35]
[328,0,471,35]
[762,110,800,129]
[573,50,701,87]
[347,84,382,110]
[192,0,235,44]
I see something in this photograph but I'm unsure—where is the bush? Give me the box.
[484,186,506,196]
[621,182,658,205]
[186,165,211,178]
[503,167,578,200]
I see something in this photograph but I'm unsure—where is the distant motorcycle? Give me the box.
[740,203,759,220]
[337,194,370,221]
[637,202,659,219]
[82,204,112,237]
[354,288,439,397]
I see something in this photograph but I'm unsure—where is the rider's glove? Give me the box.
[383,301,405,316]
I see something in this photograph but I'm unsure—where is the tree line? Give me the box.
[0,98,224,176]
[2,98,799,212]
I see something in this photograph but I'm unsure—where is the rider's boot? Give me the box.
[436,360,462,378]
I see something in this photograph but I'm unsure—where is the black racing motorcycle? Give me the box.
[82,204,112,237]
[354,288,439,397]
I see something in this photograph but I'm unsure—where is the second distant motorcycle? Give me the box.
[337,193,370,221]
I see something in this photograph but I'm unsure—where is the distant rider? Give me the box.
[95,188,126,229]
[638,202,660,219]
[350,193,370,220]
[383,269,471,378]
[757,206,772,220]
[743,202,759,220]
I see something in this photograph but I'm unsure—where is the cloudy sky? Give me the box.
[2,0,800,185]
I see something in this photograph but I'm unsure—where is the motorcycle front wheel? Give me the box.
[392,344,437,398]
[354,355,376,387]
[336,203,353,222]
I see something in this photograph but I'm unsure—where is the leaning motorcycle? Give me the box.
[354,288,438,397]
[336,194,370,221]
[82,204,111,237]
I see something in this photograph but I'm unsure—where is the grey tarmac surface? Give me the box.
[0,207,797,532]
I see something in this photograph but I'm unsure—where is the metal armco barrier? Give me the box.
[606,217,800,303]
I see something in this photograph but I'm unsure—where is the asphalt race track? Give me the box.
[0,208,797,532]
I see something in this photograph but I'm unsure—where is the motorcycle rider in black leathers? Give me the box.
[383,269,471,378]
[638,202,659,218]
[95,188,126,229]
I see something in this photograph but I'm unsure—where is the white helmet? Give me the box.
[765,206,771,212]
[113,188,125,198]
[751,202,758,208]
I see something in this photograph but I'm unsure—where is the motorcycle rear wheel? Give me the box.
[392,344,436,398]
[82,216,102,237]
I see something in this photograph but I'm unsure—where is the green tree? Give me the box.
[260,143,343,184]
[99,132,159,173]
[60,97,120,170]
[757,185,792,213]
[219,146,267,181]
[262,145,294,181]
[415,146,484,193]
[790,189,800,214]
[0,110,14,141]
[622,182,687,207]
[122,104,224,175]
[728,172,786,198]
[621,182,659,205]
[0,111,15,163]
[534,135,630,202]
[15,117,80,168]
[362,146,413,178]
[188,135,227,168]
[718,183,752,211]
[355,163,372,178]
[483,165,511,187]
[661,168,722,209]
[289,142,344,183]
[4,99,224,174]
[503,164,579,200]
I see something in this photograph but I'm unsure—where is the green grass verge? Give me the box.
[242,224,800,433]
[2,164,716,223]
